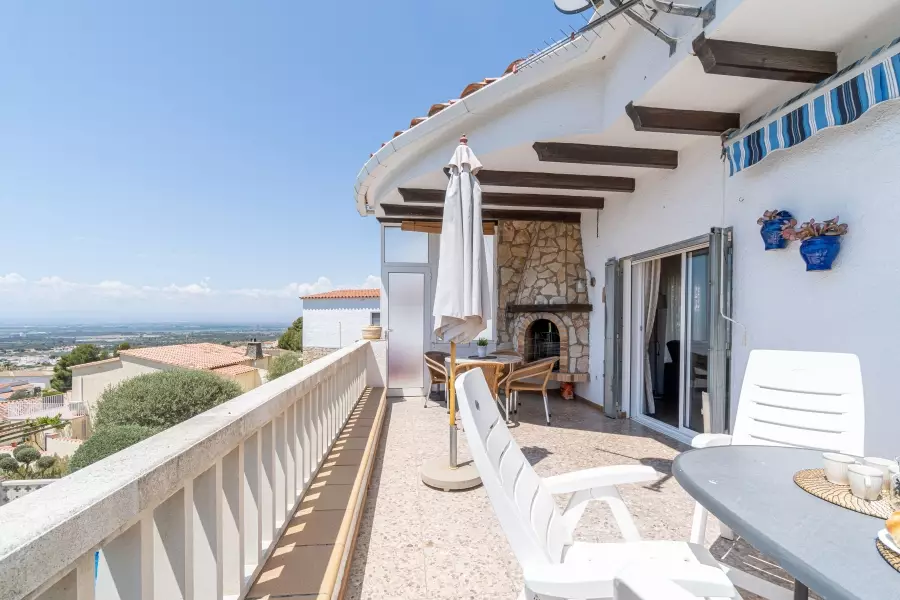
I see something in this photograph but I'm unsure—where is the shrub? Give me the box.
[0,456,19,473]
[95,369,242,430]
[35,455,57,471]
[13,446,41,465]
[268,352,303,381]
[70,425,159,472]
[0,453,10,461]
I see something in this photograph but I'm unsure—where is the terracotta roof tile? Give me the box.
[212,364,258,376]
[69,357,122,371]
[119,343,250,370]
[300,288,380,300]
[376,59,524,155]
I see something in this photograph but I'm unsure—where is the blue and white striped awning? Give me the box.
[725,36,900,176]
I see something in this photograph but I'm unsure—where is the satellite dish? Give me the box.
[554,0,600,15]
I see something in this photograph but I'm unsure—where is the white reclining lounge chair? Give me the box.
[690,350,864,600]
[455,369,739,600]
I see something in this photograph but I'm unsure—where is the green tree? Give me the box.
[277,317,303,352]
[94,369,242,430]
[9,390,31,401]
[70,425,159,472]
[268,352,303,380]
[42,388,61,397]
[0,445,65,479]
[113,342,131,357]
[51,344,110,391]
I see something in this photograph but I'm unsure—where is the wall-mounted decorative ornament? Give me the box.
[782,217,849,271]
[756,210,795,250]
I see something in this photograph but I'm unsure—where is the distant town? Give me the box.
[0,322,288,369]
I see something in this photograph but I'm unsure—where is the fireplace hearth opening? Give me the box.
[525,319,560,370]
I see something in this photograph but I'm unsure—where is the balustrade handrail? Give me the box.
[0,339,372,600]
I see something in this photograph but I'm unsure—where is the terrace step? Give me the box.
[246,387,387,600]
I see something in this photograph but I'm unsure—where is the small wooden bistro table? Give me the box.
[444,353,523,419]
[674,446,900,600]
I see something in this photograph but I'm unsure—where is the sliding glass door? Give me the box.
[626,233,730,441]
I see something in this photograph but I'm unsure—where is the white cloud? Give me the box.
[361,275,382,289]
[0,273,26,285]
[0,272,383,321]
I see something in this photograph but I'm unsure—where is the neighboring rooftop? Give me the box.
[301,288,380,300]
[211,363,258,377]
[118,343,251,370]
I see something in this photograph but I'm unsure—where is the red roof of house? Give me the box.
[300,288,380,300]
[119,343,251,370]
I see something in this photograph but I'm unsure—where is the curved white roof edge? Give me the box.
[353,32,605,217]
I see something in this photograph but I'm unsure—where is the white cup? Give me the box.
[848,464,883,501]
[823,452,856,485]
[862,457,895,492]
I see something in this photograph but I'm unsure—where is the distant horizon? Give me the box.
[0,318,293,327]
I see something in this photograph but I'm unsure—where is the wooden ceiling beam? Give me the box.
[532,142,678,169]
[398,188,604,210]
[380,203,582,223]
[625,101,740,136]
[692,33,837,83]
[444,168,635,192]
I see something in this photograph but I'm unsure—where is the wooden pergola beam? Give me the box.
[692,34,837,83]
[444,168,635,192]
[625,101,740,136]
[398,188,604,210]
[533,142,678,169]
[380,203,582,223]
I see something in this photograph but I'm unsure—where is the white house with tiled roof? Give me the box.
[300,288,381,350]
[71,342,268,424]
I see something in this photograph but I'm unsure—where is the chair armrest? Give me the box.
[543,465,659,495]
[691,433,733,449]
[523,563,618,599]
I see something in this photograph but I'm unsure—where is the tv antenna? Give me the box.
[553,0,603,15]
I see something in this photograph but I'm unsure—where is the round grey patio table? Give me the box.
[674,446,900,600]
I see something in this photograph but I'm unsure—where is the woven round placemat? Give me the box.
[794,468,893,519]
[876,539,900,573]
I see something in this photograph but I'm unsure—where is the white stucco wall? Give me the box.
[580,99,900,457]
[71,358,165,420]
[302,297,380,349]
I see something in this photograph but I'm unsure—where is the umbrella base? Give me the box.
[420,456,481,491]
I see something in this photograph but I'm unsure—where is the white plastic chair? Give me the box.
[689,350,864,599]
[614,565,726,600]
[455,369,739,600]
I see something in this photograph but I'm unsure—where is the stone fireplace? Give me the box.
[496,221,591,383]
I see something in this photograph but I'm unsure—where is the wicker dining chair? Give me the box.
[500,356,559,425]
[454,361,505,410]
[424,352,449,408]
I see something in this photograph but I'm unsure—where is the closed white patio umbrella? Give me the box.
[420,135,489,491]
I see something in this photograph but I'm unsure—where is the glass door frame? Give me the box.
[622,237,710,445]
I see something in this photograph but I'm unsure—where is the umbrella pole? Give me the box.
[448,340,457,469]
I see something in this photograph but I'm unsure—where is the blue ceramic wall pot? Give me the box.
[799,235,841,271]
[759,210,793,250]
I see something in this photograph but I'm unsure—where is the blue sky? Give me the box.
[0,1,574,323]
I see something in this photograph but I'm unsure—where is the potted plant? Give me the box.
[782,216,849,271]
[757,209,794,250]
[476,337,489,358]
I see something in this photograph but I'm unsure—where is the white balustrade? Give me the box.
[0,340,380,600]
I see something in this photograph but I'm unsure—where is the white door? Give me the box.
[386,270,430,396]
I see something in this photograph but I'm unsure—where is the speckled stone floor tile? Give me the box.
[345,393,730,599]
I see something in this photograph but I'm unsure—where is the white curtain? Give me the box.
[664,267,682,363]
[642,260,661,414]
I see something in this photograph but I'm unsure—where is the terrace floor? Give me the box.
[345,391,730,600]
